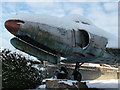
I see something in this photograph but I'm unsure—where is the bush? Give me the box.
[1,49,43,89]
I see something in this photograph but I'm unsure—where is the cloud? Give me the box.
[24,2,65,17]
[87,2,118,36]
[103,2,118,11]
[1,0,119,2]
[69,8,84,15]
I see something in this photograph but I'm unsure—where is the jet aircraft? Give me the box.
[4,13,120,80]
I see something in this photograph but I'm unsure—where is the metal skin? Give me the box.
[5,19,118,65]
[10,37,58,64]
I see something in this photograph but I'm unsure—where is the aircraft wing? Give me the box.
[106,48,120,57]
[87,53,119,65]
[62,48,120,65]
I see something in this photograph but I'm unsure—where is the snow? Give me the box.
[80,67,97,71]
[6,13,119,48]
[46,64,56,67]
[27,62,31,66]
[38,77,119,88]
[0,47,4,51]
[37,84,46,88]
[29,57,41,62]
[42,77,57,83]
[62,14,94,25]
[31,64,40,70]
[31,64,46,71]
[86,79,119,88]
[39,67,46,71]
[82,64,118,70]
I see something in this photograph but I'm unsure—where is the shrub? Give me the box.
[1,49,43,89]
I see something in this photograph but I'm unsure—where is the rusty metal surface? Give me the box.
[5,20,24,34]
[11,37,58,64]
[7,20,119,65]
[16,21,73,55]
[89,32,108,49]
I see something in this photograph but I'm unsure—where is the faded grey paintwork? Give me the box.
[16,21,74,55]
[11,37,58,64]
[88,33,108,49]
[10,20,119,65]
[16,21,107,52]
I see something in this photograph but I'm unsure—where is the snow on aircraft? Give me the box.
[4,13,120,80]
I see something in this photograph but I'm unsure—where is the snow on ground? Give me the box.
[37,84,46,88]
[86,79,119,88]
[37,78,119,89]
[82,64,118,70]
[38,79,78,88]
[42,77,57,83]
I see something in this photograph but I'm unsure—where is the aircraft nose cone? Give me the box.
[5,20,24,35]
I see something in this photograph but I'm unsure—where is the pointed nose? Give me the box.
[5,20,24,35]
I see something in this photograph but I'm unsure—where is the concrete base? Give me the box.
[46,79,88,89]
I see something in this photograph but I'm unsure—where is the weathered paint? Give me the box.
[10,37,58,64]
[86,53,95,57]
[16,21,73,55]
[73,52,85,57]
[9,20,118,65]
[88,32,108,49]
[5,20,24,34]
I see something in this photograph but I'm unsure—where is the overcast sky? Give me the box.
[0,0,118,50]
